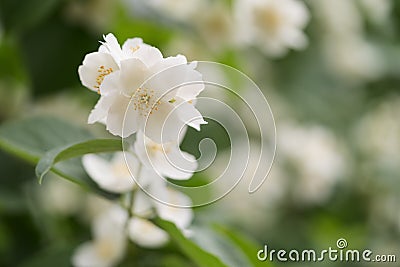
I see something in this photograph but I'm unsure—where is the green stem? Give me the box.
[124,162,143,230]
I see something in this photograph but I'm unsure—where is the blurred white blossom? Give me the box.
[354,96,400,172]
[147,180,194,230]
[144,0,201,21]
[279,123,348,204]
[323,37,384,82]
[72,205,127,267]
[234,0,310,57]
[133,130,197,180]
[358,0,393,27]
[311,0,362,37]
[64,0,116,32]
[82,152,138,193]
[127,217,169,248]
[193,1,233,52]
[310,0,386,82]
[39,176,83,216]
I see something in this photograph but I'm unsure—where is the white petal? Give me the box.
[146,55,189,97]
[132,190,154,217]
[132,46,164,68]
[98,71,121,96]
[119,58,148,96]
[82,154,119,192]
[150,186,193,229]
[176,62,205,101]
[88,95,114,124]
[128,218,169,248]
[101,33,123,64]
[78,52,118,92]
[106,94,140,138]
[121,37,144,54]
[82,154,135,193]
[150,54,187,73]
[144,102,183,143]
[173,99,207,131]
[133,130,151,168]
[156,149,197,180]
[72,241,107,267]
[93,205,127,238]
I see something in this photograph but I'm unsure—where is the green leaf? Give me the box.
[36,139,122,184]
[190,225,251,267]
[213,224,273,267]
[0,116,116,199]
[154,218,228,267]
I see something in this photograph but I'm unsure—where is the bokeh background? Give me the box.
[0,0,399,266]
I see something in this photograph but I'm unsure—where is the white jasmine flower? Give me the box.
[234,0,310,56]
[78,33,162,94]
[72,206,127,267]
[134,131,197,180]
[91,56,206,140]
[82,152,139,193]
[79,33,206,140]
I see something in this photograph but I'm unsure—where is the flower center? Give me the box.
[133,87,161,116]
[254,6,282,34]
[95,65,114,94]
[130,45,140,53]
[112,162,131,179]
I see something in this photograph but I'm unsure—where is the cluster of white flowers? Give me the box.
[73,33,205,267]
[125,0,310,57]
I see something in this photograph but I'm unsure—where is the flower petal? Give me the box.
[150,185,193,230]
[155,149,197,180]
[144,102,183,143]
[128,218,169,248]
[78,52,118,92]
[83,154,135,193]
[176,62,205,101]
[173,98,207,131]
[106,94,140,138]
[72,241,107,267]
[92,205,127,238]
[100,33,123,64]
[88,95,115,124]
[98,71,121,96]
[121,37,144,55]
[119,58,148,96]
